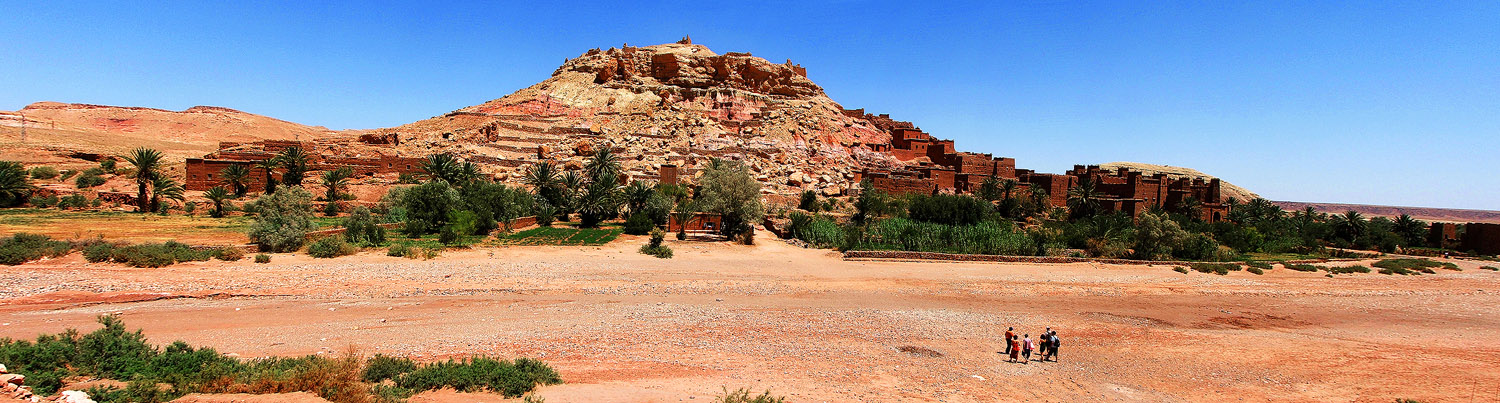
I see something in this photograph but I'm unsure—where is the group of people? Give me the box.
[1001,327,1059,363]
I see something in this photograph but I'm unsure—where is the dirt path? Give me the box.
[2,237,1498,402]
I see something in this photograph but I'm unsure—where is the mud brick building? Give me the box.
[1460,223,1500,255]
[1428,222,1460,249]
[185,140,427,191]
[851,110,1230,222]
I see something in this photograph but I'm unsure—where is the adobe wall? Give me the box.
[185,158,276,191]
[1428,222,1459,248]
[1461,223,1500,255]
[869,175,936,196]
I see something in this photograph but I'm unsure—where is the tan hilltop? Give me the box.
[0,101,349,162]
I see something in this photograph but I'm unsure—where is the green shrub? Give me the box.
[1372,258,1448,274]
[786,212,846,248]
[0,233,73,265]
[392,357,560,397]
[342,207,387,246]
[798,190,818,211]
[1188,262,1241,275]
[307,236,356,259]
[99,159,116,173]
[1246,261,1273,270]
[1173,266,1189,274]
[74,171,107,188]
[29,166,59,180]
[639,229,673,258]
[107,241,211,268]
[439,209,479,245]
[248,186,315,253]
[84,242,117,263]
[849,218,1031,256]
[363,354,417,382]
[387,243,410,257]
[1247,267,1264,275]
[1284,263,1319,272]
[1326,265,1372,275]
[254,253,271,263]
[1482,266,1498,271]
[213,247,244,261]
[623,212,655,235]
[905,194,992,226]
[57,194,91,209]
[29,195,59,208]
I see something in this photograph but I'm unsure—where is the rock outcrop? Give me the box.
[380,42,907,199]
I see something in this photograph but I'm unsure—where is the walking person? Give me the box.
[1022,334,1034,363]
[1038,327,1051,358]
[1048,331,1060,362]
[1008,335,1020,363]
[1003,327,1015,357]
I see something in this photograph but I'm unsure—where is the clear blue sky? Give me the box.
[3,1,1497,209]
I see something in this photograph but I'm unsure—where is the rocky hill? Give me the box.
[376,41,903,197]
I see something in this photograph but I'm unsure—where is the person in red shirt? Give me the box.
[1003,327,1015,357]
[1008,335,1020,363]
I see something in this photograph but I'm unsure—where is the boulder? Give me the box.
[0,374,23,385]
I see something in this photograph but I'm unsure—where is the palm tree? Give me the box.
[276,146,309,187]
[623,180,655,215]
[220,164,251,198]
[0,161,33,207]
[976,176,1002,202]
[204,186,231,218]
[584,144,621,182]
[149,176,185,213]
[558,170,585,220]
[321,166,353,203]
[1000,179,1018,201]
[1176,196,1203,221]
[1067,176,1100,219]
[1334,210,1367,243]
[420,153,478,185]
[253,158,280,194]
[121,147,164,212]
[523,161,563,212]
[1393,213,1426,246]
[576,172,621,227]
[669,199,699,240]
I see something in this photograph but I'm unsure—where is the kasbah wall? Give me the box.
[842,109,1230,223]
[185,139,426,191]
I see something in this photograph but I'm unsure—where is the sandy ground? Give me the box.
[2,237,1498,402]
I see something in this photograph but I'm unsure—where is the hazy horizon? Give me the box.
[3,1,1496,210]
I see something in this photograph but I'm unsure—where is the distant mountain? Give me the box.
[0,101,348,160]
[1272,201,1500,224]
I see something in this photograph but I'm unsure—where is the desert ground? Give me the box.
[2,236,1497,402]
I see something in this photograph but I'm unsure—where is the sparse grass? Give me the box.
[0,209,252,245]
[494,225,622,246]
[1373,258,1453,274]
[1284,263,1320,272]
[715,387,786,403]
[254,253,271,263]
[1188,262,1241,275]
[1324,265,1371,275]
